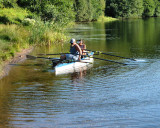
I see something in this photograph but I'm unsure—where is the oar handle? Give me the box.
[38,53,70,55]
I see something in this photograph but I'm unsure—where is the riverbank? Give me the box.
[0,47,33,79]
[0,23,68,79]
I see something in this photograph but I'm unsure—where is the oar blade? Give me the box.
[26,55,61,60]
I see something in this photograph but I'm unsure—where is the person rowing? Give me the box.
[60,38,82,61]
[77,39,86,56]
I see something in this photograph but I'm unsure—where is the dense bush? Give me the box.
[0,0,17,8]
[0,8,29,24]
[16,0,75,25]
[143,0,156,17]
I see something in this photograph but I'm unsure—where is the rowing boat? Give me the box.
[54,52,94,75]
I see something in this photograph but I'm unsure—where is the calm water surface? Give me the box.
[1,18,160,128]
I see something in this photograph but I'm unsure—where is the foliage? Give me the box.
[17,0,75,25]
[105,0,160,18]
[105,0,130,18]
[74,0,105,22]
[0,0,17,8]
[154,0,160,16]
[143,0,156,17]
[0,8,30,24]
[91,0,106,21]
[129,0,144,18]
[74,0,89,21]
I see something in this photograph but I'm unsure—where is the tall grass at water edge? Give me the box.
[0,24,30,62]
[0,22,68,63]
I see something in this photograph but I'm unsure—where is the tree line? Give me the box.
[0,0,160,25]
[0,0,105,25]
[105,0,160,18]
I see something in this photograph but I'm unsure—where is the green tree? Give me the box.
[143,0,156,17]
[91,0,105,21]
[154,0,160,16]
[17,0,75,25]
[0,0,17,8]
[74,0,91,21]
[129,0,144,18]
[74,0,105,22]
[105,0,130,18]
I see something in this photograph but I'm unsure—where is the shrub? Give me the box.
[0,8,29,24]
[22,18,35,26]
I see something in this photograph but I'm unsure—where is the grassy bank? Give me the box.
[0,24,68,62]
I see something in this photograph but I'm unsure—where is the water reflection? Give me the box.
[70,68,88,85]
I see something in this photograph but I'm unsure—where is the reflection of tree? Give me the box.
[103,18,160,58]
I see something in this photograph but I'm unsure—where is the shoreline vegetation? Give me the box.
[1,0,160,79]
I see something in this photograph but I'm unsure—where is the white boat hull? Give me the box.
[55,57,93,75]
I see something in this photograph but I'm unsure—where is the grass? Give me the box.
[0,21,69,63]
[0,24,30,62]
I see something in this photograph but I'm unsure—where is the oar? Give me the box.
[86,49,136,61]
[92,57,127,65]
[26,55,60,60]
[38,53,70,56]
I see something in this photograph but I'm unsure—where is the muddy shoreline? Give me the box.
[0,47,34,79]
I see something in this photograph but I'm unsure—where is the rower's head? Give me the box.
[79,39,83,45]
[70,38,76,44]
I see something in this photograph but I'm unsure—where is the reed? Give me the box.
[0,22,68,62]
[29,20,68,45]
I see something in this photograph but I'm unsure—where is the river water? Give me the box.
[1,18,160,128]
